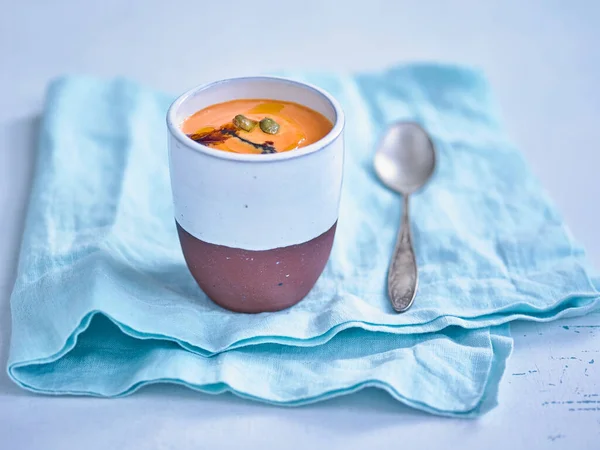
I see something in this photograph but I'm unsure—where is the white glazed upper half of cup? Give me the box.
[167,76,345,251]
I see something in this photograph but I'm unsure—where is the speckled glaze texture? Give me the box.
[167,77,345,312]
[177,222,337,313]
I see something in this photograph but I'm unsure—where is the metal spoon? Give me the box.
[374,122,436,313]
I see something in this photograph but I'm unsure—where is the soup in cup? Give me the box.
[167,77,344,313]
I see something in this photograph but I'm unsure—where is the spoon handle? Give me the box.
[388,195,418,312]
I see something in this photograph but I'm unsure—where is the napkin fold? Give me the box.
[7,64,599,417]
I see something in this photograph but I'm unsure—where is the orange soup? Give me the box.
[182,99,333,154]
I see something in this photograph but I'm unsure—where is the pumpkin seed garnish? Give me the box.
[232,114,258,132]
[259,117,280,135]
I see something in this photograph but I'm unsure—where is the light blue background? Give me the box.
[0,1,599,449]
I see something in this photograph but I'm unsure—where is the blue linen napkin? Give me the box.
[7,64,599,417]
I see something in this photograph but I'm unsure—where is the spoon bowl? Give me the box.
[374,122,436,195]
[374,122,436,312]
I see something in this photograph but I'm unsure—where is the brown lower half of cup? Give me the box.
[176,221,337,313]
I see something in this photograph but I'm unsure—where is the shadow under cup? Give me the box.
[167,77,345,313]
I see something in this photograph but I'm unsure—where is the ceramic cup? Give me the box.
[167,77,345,313]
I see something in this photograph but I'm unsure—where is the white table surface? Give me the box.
[1,1,599,449]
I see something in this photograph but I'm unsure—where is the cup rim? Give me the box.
[167,76,345,163]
